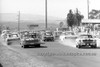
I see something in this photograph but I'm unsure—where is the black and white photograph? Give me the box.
[0,0,100,67]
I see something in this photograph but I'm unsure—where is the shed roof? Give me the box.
[82,19,100,24]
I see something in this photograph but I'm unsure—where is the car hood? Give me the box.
[77,38,95,41]
[25,38,39,40]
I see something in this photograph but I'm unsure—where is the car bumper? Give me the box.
[79,42,96,46]
[7,38,20,40]
[23,42,45,45]
[44,37,54,40]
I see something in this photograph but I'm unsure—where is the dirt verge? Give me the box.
[0,43,54,67]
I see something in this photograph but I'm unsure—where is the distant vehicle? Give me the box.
[1,30,10,39]
[54,31,62,39]
[5,33,20,45]
[1,30,10,34]
[76,34,97,48]
[59,31,77,41]
[20,32,44,48]
[42,31,55,41]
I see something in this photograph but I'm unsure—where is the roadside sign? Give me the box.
[28,24,39,27]
[27,24,39,30]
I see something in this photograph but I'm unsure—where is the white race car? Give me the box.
[76,34,97,48]
[59,31,78,41]
[5,33,20,45]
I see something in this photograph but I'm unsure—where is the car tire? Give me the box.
[52,38,55,41]
[23,45,26,48]
[21,45,23,48]
[35,44,40,47]
[21,45,26,48]
[7,42,11,45]
[92,44,97,48]
[76,45,81,48]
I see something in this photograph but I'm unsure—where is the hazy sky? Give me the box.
[0,0,100,19]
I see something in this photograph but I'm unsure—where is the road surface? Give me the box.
[1,38,100,67]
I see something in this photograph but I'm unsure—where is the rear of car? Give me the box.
[20,33,44,48]
[76,34,97,48]
[6,33,20,45]
[43,31,55,41]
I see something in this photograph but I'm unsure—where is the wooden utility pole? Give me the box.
[87,0,89,19]
[18,11,20,32]
[45,0,47,30]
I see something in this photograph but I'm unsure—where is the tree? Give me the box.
[89,9,100,19]
[59,22,64,28]
[67,9,84,27]
[74,9,84,26]
[67,10,75,27]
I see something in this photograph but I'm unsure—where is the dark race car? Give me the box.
[20,32,44,48]
[42,31,55,41]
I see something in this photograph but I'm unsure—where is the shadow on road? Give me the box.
[79,47,100,49]
[0,63,3,67]
[25,46,47,48]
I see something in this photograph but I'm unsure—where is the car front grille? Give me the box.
[83,40,93,43]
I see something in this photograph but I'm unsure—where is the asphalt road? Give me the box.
[1,39,100,67]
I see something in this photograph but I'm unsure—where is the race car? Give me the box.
[54,31,62,39]
[76,34,97,48]
[42,31,55,41]
[1,30,11,40]
[59,31,78,41]
[20,32,44,48]
[5,33,20,45]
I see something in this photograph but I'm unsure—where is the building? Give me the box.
[82,19,100,25]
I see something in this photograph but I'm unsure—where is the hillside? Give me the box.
[0,13,64,23]
[0,13,66,31]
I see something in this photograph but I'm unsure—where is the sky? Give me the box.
[0,0,100,19]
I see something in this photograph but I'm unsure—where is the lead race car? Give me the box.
[20,32,44,48]
[76,34,97,48]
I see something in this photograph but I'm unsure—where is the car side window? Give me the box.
[9,35,11,37]
[88,35,92,38]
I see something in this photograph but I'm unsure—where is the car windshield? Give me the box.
[45,32,53,35]
[56,32,62,35]
[24,34,39,38]
[79,35,93,38]
[9,34,18,38]
[62,32,74,35]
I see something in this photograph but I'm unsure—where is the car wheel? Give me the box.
[92,44,97,48]
[21,45,26,48]
[52,38,55,41]
[35,44,40,47]
[76,45,81,48]
[21,45,23,48]
[23,45,26,48]
[7,42,11,45]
